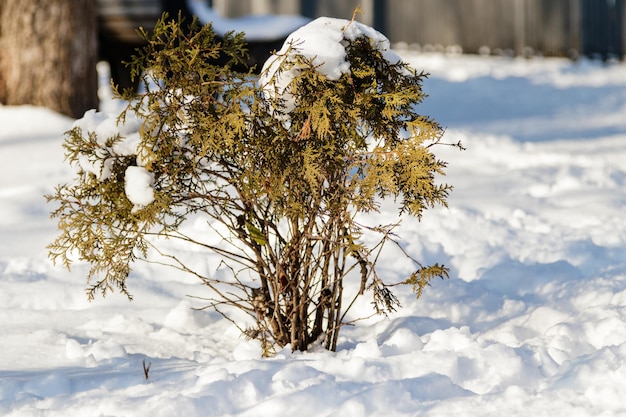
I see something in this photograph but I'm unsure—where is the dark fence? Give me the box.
[581,0,624,57]
[379,0,580,57]
[210,0,625,58]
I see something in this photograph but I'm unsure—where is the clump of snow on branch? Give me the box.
[259,16,406,114]
[71,109,153,209]
[124,166,155,209]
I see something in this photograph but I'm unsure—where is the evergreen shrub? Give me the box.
[48,14,461,353]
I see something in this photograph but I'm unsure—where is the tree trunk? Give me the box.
[0,0,98,118]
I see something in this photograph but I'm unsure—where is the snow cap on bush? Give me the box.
[259,16,405,113]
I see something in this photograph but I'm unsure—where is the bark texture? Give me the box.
[0,0,98,118]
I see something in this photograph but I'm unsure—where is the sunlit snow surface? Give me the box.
[2,51,626,416]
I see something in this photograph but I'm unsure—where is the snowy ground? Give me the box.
[2,50,626,416]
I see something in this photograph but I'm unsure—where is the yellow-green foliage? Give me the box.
[47,14,460,352]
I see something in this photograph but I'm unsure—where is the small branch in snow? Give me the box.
[143,358,152,381]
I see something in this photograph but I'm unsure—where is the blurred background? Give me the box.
[97,0,624,86]
[207,0,624,60]
[1,0,624,118]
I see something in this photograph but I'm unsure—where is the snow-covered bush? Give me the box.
[48,15,459,353]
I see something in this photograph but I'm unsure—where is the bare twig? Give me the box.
[142,358,152,381]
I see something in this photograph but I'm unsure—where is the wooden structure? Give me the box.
[212,0,626,58]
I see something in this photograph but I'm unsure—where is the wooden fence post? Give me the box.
[300,0,316,18]
[514,0,526,55]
